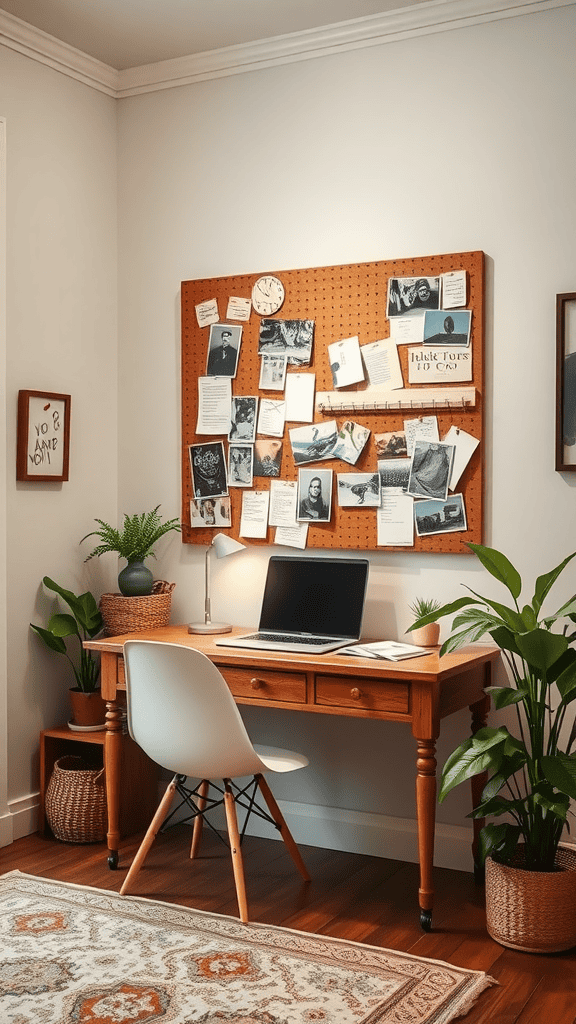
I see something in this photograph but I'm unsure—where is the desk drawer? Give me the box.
[315,675,409,714]
[222,666,307,704]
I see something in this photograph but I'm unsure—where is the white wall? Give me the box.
[0,47,119,838]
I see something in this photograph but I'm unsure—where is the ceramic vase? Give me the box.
[410,622,440,647]
[118,559,154,596]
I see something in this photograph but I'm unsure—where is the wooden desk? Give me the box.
[85,625,499,930]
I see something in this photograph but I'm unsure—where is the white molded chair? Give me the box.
[119,640,310,922]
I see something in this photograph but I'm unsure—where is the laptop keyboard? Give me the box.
[243,632,335,646]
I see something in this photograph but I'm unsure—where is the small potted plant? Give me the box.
[408,597,442,646]
[30,576,105,727]
[81,505,181,596]
[409,543,576,952]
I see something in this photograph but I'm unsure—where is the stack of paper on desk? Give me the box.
[340,641,430,661]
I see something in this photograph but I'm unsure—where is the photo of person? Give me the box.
[375,431,408,458]
[253,439,283,477]
[228,444,253,486]
[289,421,338,464]
[414,495,467,536]
[229,396,257,441]
[189,441,228,499]
[423,310,471,347]
[297,469,332,522]
[190,496,231,528]
[387,276,440,317]
[206,323,242,377]
[258,318,314,366]
[408,440,455,501]
[259,353,287,390]
[337,473,381,507]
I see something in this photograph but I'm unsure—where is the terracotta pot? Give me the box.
[410,622,440,647]
[486,845,576,953]
[69,688,107,728]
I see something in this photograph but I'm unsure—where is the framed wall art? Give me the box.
[16,390,71,482]
[555,293,576,472]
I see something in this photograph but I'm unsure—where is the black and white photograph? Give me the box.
[190,496,231,528]
[408,440,455,501]
[414,494,467,536]
[228,444,254,486]
[337,473,381,507]
[259,353,288,390]
[297,469,332,522]
[289,420,338,464]
[206,323,242,377]
[189,441,228,499]
[331,420,370,465]
[387,276,440,318]
[228,396,257,441]
[378,458,411,492]
[556,292,576,471]
[375,430,408,458]
[258,318,314,366]
[253,439,283,477]
[423,310,471,347]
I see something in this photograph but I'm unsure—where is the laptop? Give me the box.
[216,554,369,654]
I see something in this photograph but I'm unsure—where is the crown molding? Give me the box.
[1,0,573,99]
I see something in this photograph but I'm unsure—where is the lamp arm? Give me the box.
[204,545,212,625]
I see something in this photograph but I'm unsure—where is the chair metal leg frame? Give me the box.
[190,779,209,860]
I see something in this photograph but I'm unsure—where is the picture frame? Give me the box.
[555,292,576,471]
[16,390,71,482]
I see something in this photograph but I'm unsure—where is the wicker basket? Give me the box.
[486,845,576,953]
[100,581,175,636]
[45,755,107,844]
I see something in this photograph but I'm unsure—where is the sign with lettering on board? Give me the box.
[16,390,71,482]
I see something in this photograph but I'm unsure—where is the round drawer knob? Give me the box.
[251,678,263,690]
[350,687,361,700]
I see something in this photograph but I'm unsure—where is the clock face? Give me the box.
[251,275,285,316]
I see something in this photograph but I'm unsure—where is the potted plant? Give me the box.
[409,543,576,952]
[408,597,442,646]
[80,505,181,596]
[30,576,105,727]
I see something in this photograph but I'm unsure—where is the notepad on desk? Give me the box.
[340,641,430,661]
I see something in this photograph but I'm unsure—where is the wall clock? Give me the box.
[251,275,285,316]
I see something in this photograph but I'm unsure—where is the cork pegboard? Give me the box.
[181,250,485,553]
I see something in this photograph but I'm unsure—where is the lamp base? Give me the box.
[187,622,232,635]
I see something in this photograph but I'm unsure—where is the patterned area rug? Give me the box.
[0,871,495,1024]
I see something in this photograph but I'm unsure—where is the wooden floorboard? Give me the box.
[1,827,575,1022]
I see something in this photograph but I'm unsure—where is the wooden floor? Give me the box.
[1,826,575,1023]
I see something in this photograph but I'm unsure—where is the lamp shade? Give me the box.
[188,533,247,635]
[212,533,246,559]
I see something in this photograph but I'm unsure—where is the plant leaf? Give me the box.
[30,623,67,654]
[485,684,528,709]
[47,613,80,639]
[439,726,509,801]
[541,753,576,800]
[477,822,522,868]
[467,543,522,600]
[515,629,568,674]
[407,596,478,631]
[534,551,576,613]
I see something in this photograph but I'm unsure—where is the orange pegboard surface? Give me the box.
[181,250,485,553]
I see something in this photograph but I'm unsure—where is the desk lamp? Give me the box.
[188,533,246,635]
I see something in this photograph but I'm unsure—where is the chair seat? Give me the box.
[253,744,309,773]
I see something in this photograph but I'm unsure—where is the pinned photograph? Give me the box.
[328,336,365,389]
[206,323,242,377]
[387,276,440,317]
[228,444,254,487]
[408,440,455,501]
[414,495,467,536]
[378,458,411,493]
[337,473,381,507]
[289,421,338,464]
[229,396,257,441]
[253,439,283,478]
[189,441,228,499]
[332,420,370,464]
[423,310,471,347]
[375,430,408,458]
[259,353,287,390]
[190,496,231,528]
[297,469,332,522]
[258,319,314,366]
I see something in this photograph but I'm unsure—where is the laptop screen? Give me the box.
[258,556,369,640]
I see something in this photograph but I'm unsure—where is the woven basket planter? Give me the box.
[45,755,107,844]
[486,845,576,953]
[100,581,175,636]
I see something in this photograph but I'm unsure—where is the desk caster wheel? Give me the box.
[420,909,432,932]
[107,852,119,870]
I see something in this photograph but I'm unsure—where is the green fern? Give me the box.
[81,506,181,563]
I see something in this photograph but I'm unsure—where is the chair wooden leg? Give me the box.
[120,777,177,895]
[223,780,249,923]
[190,779,209,860]
[256,773,310,881]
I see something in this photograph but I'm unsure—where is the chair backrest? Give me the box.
[123,640,266,779]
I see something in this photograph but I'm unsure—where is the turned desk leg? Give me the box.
[470,693,491,880]
[415,737,437,932]
[104,700,123,869]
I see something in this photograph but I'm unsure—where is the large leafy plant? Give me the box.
[81,505,181,564]
[409,543,576,872]
[30,577,103,692]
